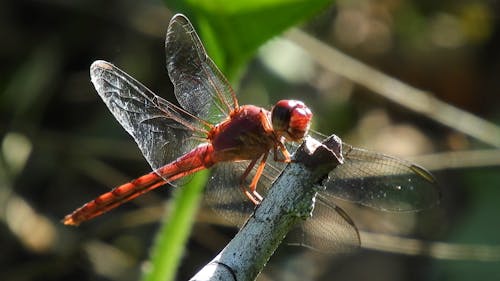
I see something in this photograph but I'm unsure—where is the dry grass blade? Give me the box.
[286,29,500,148]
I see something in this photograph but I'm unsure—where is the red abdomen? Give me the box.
[63,144,214,225]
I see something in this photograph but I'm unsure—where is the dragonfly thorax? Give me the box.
[209,105,276,161]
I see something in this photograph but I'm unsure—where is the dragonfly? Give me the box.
[63,14,439,252]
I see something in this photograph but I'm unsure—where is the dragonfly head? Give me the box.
[271,100,313,142]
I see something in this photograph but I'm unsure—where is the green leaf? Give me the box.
[141,170,209,281]
[167,0,333,80]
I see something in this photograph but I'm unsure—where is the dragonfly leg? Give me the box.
[273,143,291,163]
[248,152,268,202]
[239,152,269,205]
[241,188,260,205]
[240,158,261,204]
[258,109,274,134]
[259,109,292,162]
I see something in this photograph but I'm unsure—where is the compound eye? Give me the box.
[271,100,312,141]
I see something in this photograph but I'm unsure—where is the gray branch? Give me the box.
[190,135,343,281]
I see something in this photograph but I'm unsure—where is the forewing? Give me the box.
[166,14,237,124]
[323,143,440,211]
[90,60,207,171]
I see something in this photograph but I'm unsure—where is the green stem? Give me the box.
[141,170,209,281]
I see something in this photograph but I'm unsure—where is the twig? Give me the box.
[407,149,500,171]
[361,231,500,262]
[190,136,343,281]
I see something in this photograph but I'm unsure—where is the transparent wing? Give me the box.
[323,143,440,211]
[204,149,289,227]
[204,161,255,227]
[166,14,238,124]
[204,155,361,253]
[286,198,360,253]
[205,131,438,252]
[90,60,208,171]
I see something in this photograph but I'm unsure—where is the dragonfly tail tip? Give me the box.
[62,216,79,226]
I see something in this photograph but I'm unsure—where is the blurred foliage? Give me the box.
[167,0,333,80]
[1,0,500,281]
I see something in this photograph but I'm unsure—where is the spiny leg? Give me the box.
[247,151,269,202]
[240,157,261,205]
[258,109,291,163]
[258,109,274,133]
[273,143,291,163]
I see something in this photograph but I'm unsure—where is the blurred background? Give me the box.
[1,0,500,280]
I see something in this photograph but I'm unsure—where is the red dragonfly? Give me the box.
[64,14,438,251]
